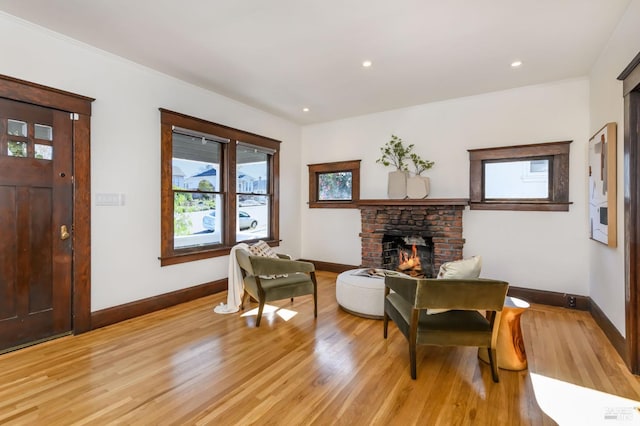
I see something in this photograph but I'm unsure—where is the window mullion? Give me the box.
[225,139,236,246]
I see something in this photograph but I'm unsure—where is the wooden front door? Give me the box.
[0,97,73,351]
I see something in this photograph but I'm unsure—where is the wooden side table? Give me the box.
[478,296,530,371]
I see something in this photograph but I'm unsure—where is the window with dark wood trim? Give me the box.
[160,109,280,266]
[468,141,572,211]
[308,160,360,208]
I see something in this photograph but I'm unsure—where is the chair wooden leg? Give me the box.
[314,296,317,318]
[256,300,265,327]
[241,291,249,310]
[383,313,389,339]
[488,347,500,382]
[311,271,318,318]
[409,341,417,380]
[409,309,419,379]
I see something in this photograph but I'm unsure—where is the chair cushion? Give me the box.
[244,273,314,302]
[429,256,482,314]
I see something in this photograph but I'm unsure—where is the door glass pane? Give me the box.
[318,171,353,200]
[237,143,270,242]
[173,193,222,249]
[7,119,26,137]
[34,124,53,141]
[484,160,549,199]
[35,144,53,160]
[8,141,27,157]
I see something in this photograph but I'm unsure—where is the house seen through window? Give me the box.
[236,142,273,242]
[484,158,550,199]
[172,127,225,249]
[161,109,280,266]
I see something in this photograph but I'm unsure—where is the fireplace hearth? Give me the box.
[358,199,467,273]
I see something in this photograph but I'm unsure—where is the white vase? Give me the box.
[406,176,430,199]
[387,170,408,199]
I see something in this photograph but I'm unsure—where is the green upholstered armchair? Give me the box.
[383,276,509,381]
[235,248,317,327]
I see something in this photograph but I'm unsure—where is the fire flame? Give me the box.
[398,244,422,276]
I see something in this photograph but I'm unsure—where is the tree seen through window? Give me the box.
[318,172,352,200]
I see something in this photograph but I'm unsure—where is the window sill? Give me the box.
[469,201,572,212]
[308,201,359,209]
[159,239,281,266]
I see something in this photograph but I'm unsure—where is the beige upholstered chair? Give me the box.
[383,276,509,381]
[235,248,317,327]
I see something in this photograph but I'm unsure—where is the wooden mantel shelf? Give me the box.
[356,198,469,207]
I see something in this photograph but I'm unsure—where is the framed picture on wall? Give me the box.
[588,122,617,247]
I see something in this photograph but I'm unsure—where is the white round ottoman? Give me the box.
[336,269,387,319]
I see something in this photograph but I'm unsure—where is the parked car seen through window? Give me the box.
[202,210,257,231]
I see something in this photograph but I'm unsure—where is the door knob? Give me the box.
[60,225,70,240]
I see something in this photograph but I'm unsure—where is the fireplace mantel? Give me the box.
[357,198,469,207]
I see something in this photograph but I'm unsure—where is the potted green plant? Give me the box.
[376,134,413,170]
[376,135,412,199]
[377,135,434,199]
[407,153,435,198]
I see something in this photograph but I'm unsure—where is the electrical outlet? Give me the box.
[567,296,577,308]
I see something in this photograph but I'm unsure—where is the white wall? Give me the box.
[588,0,640,334]
[0,12,303,311]
[301,78,590,296]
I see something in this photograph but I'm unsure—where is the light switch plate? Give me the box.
[96,193,125,206]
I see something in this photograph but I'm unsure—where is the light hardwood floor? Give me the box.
[1,271,640,425]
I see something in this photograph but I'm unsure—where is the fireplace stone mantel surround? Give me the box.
[358,198,468,273]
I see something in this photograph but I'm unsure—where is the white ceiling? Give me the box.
[0,0,631,124]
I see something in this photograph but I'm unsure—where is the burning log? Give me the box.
[398,244,422,272]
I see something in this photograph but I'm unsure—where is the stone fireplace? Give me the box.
[359,199,468,276]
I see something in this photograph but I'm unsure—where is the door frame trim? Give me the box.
[619,51,640,373]
[0,74,94,333]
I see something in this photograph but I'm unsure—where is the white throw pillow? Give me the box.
[428,256,482,314]
[437,255,482,279]
[248,240,279,258]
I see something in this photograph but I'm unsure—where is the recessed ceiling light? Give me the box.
[511,60,523,68]
[302,107,310,112]
[362,60,372,68]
